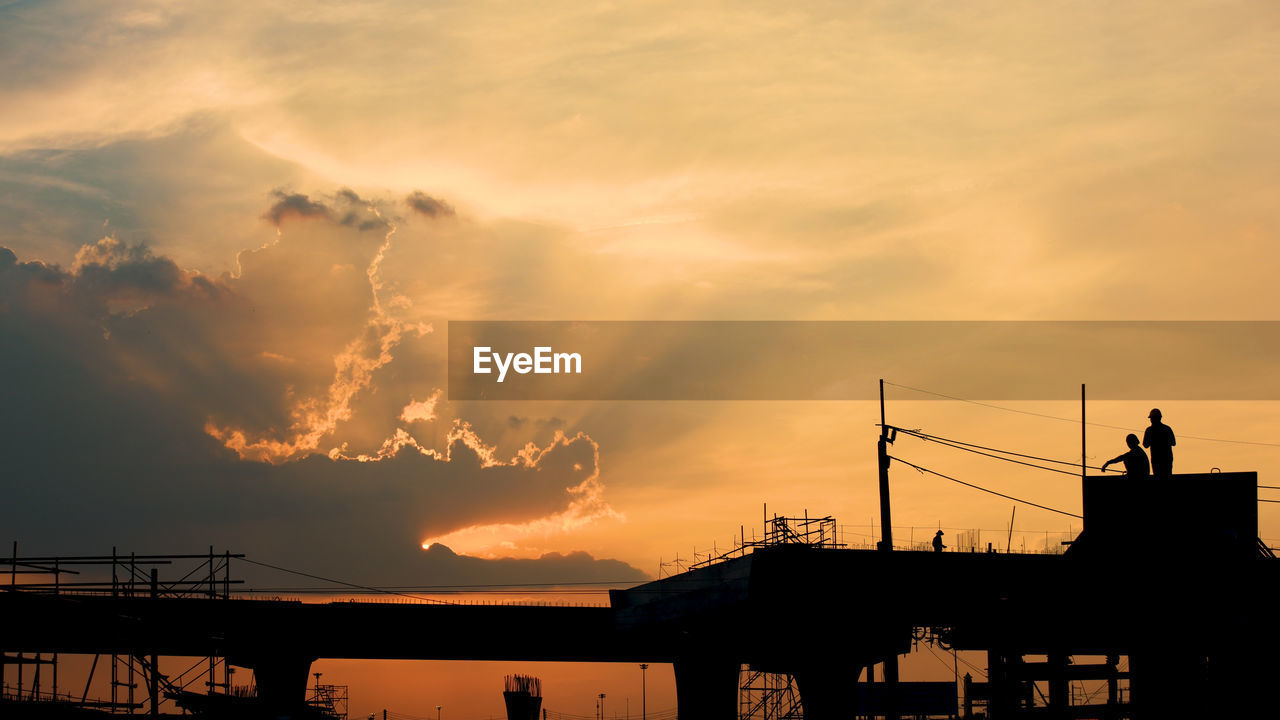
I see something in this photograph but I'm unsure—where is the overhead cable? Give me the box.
[889,455,1083,519]
[884,381,1280,447]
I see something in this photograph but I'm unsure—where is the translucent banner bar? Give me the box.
[447,321,1280,400]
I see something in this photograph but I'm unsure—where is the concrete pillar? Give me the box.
[1129,650,1205,720]
[1047,652,1068,719]
[793,665,854,720]
[1105,654,1119,720]
[986,650,1027,720]
[246,655,315,719]
[673,655,738,720]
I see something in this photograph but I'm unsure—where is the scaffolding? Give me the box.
[673,513,843,720]
[309,683,349,720]
[1,544,243,715]
[739,669,803,720]
[688,512,845,572]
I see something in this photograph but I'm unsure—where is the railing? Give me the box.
[2,546,243,599]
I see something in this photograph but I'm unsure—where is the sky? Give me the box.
[2,0,1279,716]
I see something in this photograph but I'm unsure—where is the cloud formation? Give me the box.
[413,543,646,586]
[0,190,630,582]
[263,190,331,225]
[406,191,455,219]
[0,116,312,273]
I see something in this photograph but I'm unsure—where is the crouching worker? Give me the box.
[1101,433,1150,478]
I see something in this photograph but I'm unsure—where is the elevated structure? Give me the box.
[2,472,1275,719]
[609,471,1274,720]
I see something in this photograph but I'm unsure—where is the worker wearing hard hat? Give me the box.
[1143,408,1176,478]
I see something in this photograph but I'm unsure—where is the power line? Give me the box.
[240,557,454,605]
[889,455,1083,519]
[845,523,1078,534]
[239,587,616,595]
[884,380,1280,447]
[919,639,961,676]
[893,426,1104,471]
[934,645,989,680]
[332,580,632,589]
[891,426,1095,476]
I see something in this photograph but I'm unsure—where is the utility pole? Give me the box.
[879,379,894,552]
[877,379,901,720]
[639,664,648,720]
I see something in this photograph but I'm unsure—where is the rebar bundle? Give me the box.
[504,675,542,697]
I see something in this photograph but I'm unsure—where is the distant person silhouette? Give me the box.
[1102,433,1150,477]
[932,530,946,552]
[1143,408,1176,478]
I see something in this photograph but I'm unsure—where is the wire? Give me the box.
[239,587,616,595]
[240,557,454,605]
[919,639,960,677]
[846,524,1077,534]
[946,648,989,679]
[884,380,1280,447]
[893,426,1102,470]
[889,455,1083,519]
[171,656,211,682]
[891,427,1091,476]
[892,423,1278,507]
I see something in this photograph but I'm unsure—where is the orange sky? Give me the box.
[2,0,1278,716]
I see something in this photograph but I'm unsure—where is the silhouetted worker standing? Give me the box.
[932,530,946,552]
[1102,433,1150,477]
[1143,408,1176,478]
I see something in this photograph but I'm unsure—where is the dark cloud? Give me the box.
[0,216,626,584]
[414,544,646,586]
[406,191,455,219]
[263,187,392,232]
[70,237,222,304]
[263,190,331,225]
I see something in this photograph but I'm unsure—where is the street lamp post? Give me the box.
[599,693,606,720]
[639,665,648,720]
[437,705,442,720]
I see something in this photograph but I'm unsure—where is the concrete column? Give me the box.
[673,655,739,720]
[793,665,854,720]
[1105,654,1119,720]
[1047,652,1068,719]
[246,655,315,718]
[986,650,1018,720]
[1129,650,1205,720]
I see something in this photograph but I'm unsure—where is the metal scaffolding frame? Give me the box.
[689,511,845,572]
[739,669,803,720]
[2,543,243,715]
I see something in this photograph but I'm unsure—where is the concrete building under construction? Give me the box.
[2,458,1276,719]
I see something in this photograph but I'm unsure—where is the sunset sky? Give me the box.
[2,0,1279,716]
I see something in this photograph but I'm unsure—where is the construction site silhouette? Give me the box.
[3,387,1276,720]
